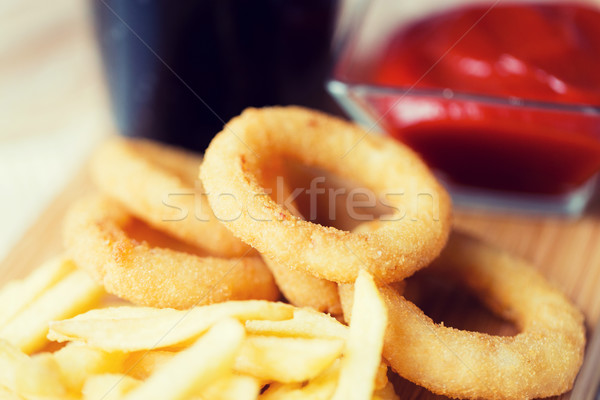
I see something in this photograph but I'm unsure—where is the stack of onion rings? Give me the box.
[63,106,584,399]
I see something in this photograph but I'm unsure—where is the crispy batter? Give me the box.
[264,258,342,317]
[339,231,586,400]
[91,138,251,257]
[200,106,452,283]
[257,163,343,317]
[63,196,279,309]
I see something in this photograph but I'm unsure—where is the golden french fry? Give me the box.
[196,374,260,400]
[82,374,141,400]
[49,301,293,351]
[234,336,343,383]
[0,269,103,353]
[0,385,23,400]
[123,351,176,381]
[123,319,245,400]
[259,383,303,399]
[68,306,174,321]
[260,360,340,399]
[372,382,400,400]
[0,257,74,328]
[245,308,348,340]
[53,343,127,392]
[0,340,28,391]
[15,353,68,399]
[374,363,389,391]
[332,270,387,400]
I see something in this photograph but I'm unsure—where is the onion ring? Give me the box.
[256,166,343,317]
[91,138,251,257]
[264,258,342,317]
[339,231,585,400]
[200,106,452,283]
[63,195,279,309]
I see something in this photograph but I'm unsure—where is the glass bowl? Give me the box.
[328,0,600,215]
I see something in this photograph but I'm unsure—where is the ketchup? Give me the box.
[339,2,600,195]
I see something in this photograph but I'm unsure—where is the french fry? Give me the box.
[15,353,69,399]
[0,340,28,391]
[371,382,400,400]
[234,336,344,383]
[196,374,260,400]
[122,318,245,400]
[260,359,340,399]
[123,350,176,380]
[259,383,303,399]
[245,308,348,340]
[0,385,23,400]
[48,301,293,351]
[374,363,389,391]
[332,270,388,400]
[0,257,74,327]
[53,343,127,392]
[0,269,103,353]
[82,374,141,400]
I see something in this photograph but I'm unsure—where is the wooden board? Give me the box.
[0,166,599,400]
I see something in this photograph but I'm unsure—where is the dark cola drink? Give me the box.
[94,0,341,151]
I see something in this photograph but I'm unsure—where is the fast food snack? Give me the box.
[332,270,387,400]
[91,138,250,257]
[63,195,279,309]
[264,257,342,317]
[200,106,452,283]
[122,318,246,400]
[257,163,344,316]
[2,106,589,400]
[339,231,586,400]
[0,259,103,354]
[48,301,295,351]
[244,307,348,339]
[0,257,73,327]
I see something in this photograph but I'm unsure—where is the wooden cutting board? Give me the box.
[0,166,599,400]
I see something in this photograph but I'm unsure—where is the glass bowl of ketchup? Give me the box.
[328,0,600,215]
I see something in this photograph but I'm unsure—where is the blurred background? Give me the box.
[0,0,112,261]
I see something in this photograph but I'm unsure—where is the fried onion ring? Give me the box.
[339,231,585,400]
[63,195,279,309]
[200,106,451,283]
[257,165,343,317]
[91,138,251,257]
[264,258,342,317]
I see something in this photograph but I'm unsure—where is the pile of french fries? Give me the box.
[0,258,397,400]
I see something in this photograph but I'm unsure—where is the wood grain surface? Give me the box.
[0,164,598,400]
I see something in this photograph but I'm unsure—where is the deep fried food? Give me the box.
[339,231,586,400]
[200,106,451,284]
[63,195,279,309]
[264,258,342,317]
[332,270,387,400]
[257,161,344,317]
[91,138,251,257]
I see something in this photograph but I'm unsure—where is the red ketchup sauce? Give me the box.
[342,2,600,195]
